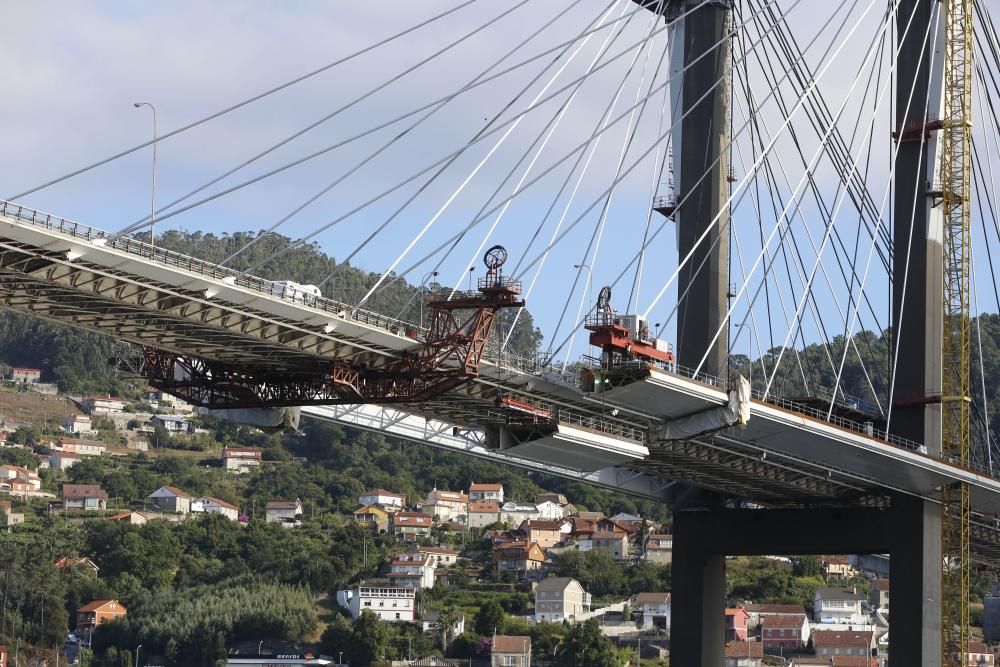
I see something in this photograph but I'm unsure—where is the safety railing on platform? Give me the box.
[0,199,425,340]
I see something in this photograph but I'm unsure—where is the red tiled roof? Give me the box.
[62,484,107,500]
[634,592,671,605]
[762,614,807,628]
[469,483,503,491]
[78,599,126,613]
[469,501,500,512]
[724,642,763,658]
[157,486,191,499]
[200,496,238,510]
[521,519,563,531]
[393,512,433,527]
[725,608,750,618]
[491,636,530,654]
[872,578,890,591]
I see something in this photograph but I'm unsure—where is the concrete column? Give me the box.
[670,510,726,667]
[888,494,942,666]
[892,0,944,450]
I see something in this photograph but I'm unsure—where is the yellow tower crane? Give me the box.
[940,0,974,663]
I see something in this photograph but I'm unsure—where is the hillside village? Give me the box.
[2,364,1000,666]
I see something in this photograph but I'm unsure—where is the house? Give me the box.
[193,496,239,521]
[57,439,106,457]
[635,592,671,630]
[1,500,23,529]
[814,588,867,624]
[500,502,539,527]
[77,599,127,630]
[468,501,502,528]
[493,541,546,580]
[490,636,530,667]
[644,534,673,563]
[820,555,858,580]
[534,577,591,623]
[745,603,808,629]
[812,630,876,659]
[0,644,7,667]
[147,486,192,514]
[358,488,407,509]
[725,608,750,641]
[391,512,434,540]
[415,545,459,566]
[83,396,126,415]
[724,642,763,667]
[534,500,565,520]
[65,414,93,434]
[868,578,889,611]
[10,368,41,384]
[150,415,193,434]
[54,557,100,575]
[62,484,107,512]
[341,586,415,621]
[265,499,304,527]
[353,504,390,532]
[424,488,468,522]
[419,611,465,637]
[1,465,42,494]
[469,482,504,504]
[965,641,996,666]
[761,614,810,651]
[388,552,437,589]
[221,447,262,473]
[108,511,147,525]
[519,520,563,549]
[576,529,629,560]
[49,452,81,471]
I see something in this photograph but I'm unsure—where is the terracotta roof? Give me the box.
[393,512,433,527]
[469,501,500,512]
[200,496,238,510]
[0,500,10,510]
[969,641,990,654]
[521,519,563,531]
[725,607,750,618]
[762,614,807,628]
[78,599,126,613]
[469,483,503,491]
[872,578,890,591]
[492,541,545,561]
[491,636,530,654]
[222,447,262,459]
[724,642,763,658]
[634,592,671,605]
[812,630,873,648]
[108,512,133,521]
[153,486,191,499]
[62,484,107,500]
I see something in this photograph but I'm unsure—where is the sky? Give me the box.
[3,0,995,374]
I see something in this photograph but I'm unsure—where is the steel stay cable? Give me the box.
[237,0,788,282]
[6,0,487,201]
[218,0,585,268]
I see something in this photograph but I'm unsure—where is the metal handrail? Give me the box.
[0,199,426,339]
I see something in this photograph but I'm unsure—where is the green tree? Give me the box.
[475,599,506,636]
[349,610,389,666]
[554,619,622,667]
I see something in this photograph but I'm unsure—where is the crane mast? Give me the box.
[940,0,974,662]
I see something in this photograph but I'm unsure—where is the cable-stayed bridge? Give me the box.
[5,0,1000,663]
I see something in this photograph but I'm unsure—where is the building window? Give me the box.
[395,613,401,620]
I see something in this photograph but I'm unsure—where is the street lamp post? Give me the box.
[135,643,142,667]
[133,102,157,248]
[419,270,439,328]
[574,263,593,313]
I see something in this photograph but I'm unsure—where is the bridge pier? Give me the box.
[670,496,941,666]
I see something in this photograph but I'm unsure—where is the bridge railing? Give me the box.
[0,199,425,340]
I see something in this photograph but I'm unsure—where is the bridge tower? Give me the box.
[633,1,952,665]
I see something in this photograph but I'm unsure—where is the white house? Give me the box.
[0,465,42,493]
[500,502,539,527]
[265,499,303,527]
[469,483,504,504]
[221,447,262,473]
[423,488,468,522]
[340,586,415,622]
[419,611,465,637]
[193,496,239,521]
[358,488,406,509]
[48,452,81,471]
[415,545,459,566]
[534,500,565,520]
[635,592,671,631]
[10,368,41,384]
[468,501,501,528]
[147,486,192,514]
[388,552,437,589]
[813,587,867,624]
[58,439,106,457]
[534,577,591,623]
[65,414,93,434]
[150,415,193,434]
[83,396,126,415]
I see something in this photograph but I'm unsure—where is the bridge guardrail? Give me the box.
[0,199,426,340]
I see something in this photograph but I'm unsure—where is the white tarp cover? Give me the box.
[655,375,751,441]
[209,406,301,432]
